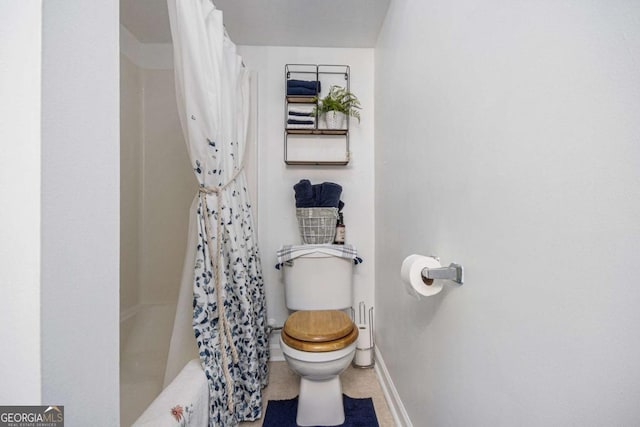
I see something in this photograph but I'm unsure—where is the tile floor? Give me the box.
[240,361,395,426]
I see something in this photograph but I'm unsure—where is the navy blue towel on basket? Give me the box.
[293,179,344,209]
[316,182,342,208]
[293,179,315,208]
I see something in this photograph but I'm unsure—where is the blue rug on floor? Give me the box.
[262,394,379,427]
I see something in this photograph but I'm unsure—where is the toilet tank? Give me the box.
[282,252,353,311]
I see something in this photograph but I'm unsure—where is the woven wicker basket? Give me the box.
[296,207,338,244]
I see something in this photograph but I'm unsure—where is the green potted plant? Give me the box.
[313,85,361,129]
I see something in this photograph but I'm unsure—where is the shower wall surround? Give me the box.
[120,27,195,424]
[120,26,194,308]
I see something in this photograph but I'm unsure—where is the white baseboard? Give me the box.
[269,343,284,361]
[268,332,284,361]
[374,345,413,427]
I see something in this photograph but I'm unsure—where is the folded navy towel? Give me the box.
[288,110,313,117]
[288,107,314,116]
[287,79,321,92]
[287,87,317,96]
[287,118,315,125]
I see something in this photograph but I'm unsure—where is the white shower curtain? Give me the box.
[164,1,269,425]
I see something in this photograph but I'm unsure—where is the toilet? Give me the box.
[279,249,358,426]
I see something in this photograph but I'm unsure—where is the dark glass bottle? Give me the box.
[334,213,345,245]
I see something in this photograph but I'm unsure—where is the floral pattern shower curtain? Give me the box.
[167,1,269,425]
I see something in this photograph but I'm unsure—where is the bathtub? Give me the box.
[120,303,177,426]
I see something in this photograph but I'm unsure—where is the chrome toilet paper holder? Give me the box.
[421,256,464,285]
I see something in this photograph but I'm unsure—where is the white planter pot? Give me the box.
[324,111,346,129]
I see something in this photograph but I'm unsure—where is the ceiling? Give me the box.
[120,0,390,47]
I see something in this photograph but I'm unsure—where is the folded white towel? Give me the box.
[133,359,208,427]
[288,107,314,115]
[287,124,316,129]
[288,115,315,122]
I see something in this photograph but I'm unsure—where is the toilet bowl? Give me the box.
[280,309,358,426]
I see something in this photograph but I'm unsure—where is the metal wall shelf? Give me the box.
[284,159,350,166]
[284,64,351,166]
[286,129,348,135]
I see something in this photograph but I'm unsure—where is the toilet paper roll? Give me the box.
[354,348,373,367]
[401,254,444,299]
[356,323,372,349]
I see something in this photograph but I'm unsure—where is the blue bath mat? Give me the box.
[262,394,379,427]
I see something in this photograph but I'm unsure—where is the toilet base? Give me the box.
[296,376,345,426]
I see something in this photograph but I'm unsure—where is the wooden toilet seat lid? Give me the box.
[282,310,358,352]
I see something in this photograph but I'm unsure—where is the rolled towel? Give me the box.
[294,180,315,208]
[316,182,343,208]
[287,79,321,92]
[287,86,317,96]
[296,198,317,208]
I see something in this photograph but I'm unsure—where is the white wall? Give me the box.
[238,46,376,328]
[0,0,43,404]
[375,0,640,425]
[40,1,120,425]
